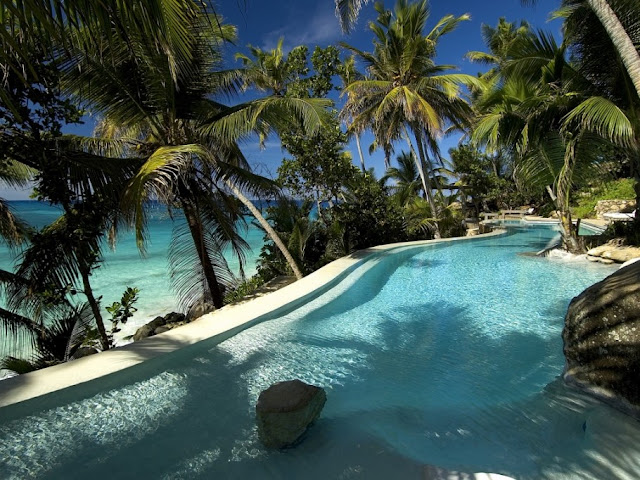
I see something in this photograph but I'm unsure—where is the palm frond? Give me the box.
[202,96,332,144]
[122,144,209,250]
[563,96,634,148]
[168,206,245,311]
[0,199,30,246]
[335,0,371,33]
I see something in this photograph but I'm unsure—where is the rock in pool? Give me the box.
[256,379,326,449]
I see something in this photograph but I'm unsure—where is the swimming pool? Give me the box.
[1,224,638,479]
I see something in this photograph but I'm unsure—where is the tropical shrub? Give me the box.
[571,178,636,218]
[332,174,408,251]
[224,276,266,304]
[256,199,330,279]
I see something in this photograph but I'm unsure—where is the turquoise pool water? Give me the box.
[1,224,639,479]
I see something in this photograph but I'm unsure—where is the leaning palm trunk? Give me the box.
[355,134,366,172]
[79,264,110,350]
[181,200,226,309]
[558,209,582,253]
[587,0,640,100]
[224,179,304,280]
[404,129,442,239]
[556,140,584,253]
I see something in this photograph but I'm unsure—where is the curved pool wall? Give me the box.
[1,224,639,479]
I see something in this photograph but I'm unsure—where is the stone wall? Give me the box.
[594,199,636,219]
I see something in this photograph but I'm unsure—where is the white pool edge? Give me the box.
[0,229,507,409]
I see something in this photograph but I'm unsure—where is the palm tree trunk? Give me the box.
[587,0,640,100]
[404,128,442,239]
[181,200,225,309]
[558,209,582,253]
[556,141,584,254]
[79,264,110,350]
[383,143,392,170]
[224,179,304,280]
[355,134,366,172]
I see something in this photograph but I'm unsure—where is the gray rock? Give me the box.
[148,315,166,330]
[563,260,640,409]
[133,312,190,341]
[71,347,99,359]
[256,379,326,449]
[187,300,215,321]
[164,312,186,325]
[132,324,155,341]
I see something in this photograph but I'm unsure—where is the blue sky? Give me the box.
[3,0,562,199]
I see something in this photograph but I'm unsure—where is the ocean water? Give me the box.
[0,201,264,355]
[0,224,634,479]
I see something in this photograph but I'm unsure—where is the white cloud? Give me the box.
[261,4,343,52]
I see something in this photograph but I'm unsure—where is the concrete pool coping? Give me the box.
[0,228,510,409]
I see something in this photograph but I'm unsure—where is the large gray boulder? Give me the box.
[132,315,166,341]
[71,347,99,360]
[256,379,326,449]
[186,300,215,321]
[563,261,640,410]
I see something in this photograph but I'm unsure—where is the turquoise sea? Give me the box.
[0,201,264,356]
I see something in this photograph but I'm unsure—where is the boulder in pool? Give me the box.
[256,379,326,449]
[563,260,640,411]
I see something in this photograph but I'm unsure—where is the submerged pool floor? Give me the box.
[1,225,639,479]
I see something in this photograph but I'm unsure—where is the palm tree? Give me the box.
[338,55,368,172]
[341,0,477,239]
[234,39,343,280]
[335,0,371,33]
[524,0,640,99]
[6,202,118,350]
[559,0,640,229]
[466,18,533,83]
[337,0,640,98]
[0,19,141,350]
[471,29,611,252]
[382,151,422,205]
[0,162,32,247]
[0,0,217,110]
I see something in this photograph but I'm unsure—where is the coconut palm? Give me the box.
[525,0,640,99]
[0,19,144,350]
[559,0,640,229]
[0,300,94,373]
[466,18,533,83]
[341,0,477,238]
[382,151,422,205]
[0,162,32,247]
[335,0,372,33]
[234,39,342,280]
[337,0,640,97]
[0,0,215,111]
[338,55,368,172]
[471,29,613,252]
